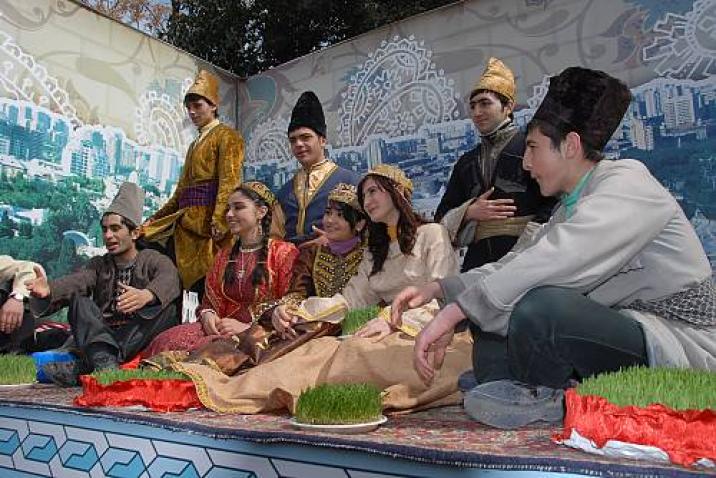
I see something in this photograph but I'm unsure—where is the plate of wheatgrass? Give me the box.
[290,382,387,434]
[0,355,39,389]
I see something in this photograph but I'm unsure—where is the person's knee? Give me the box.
[509,287,561,336]
[68,295,101,326]
[69,294,94,309]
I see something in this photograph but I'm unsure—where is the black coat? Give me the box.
[435,131,556,271]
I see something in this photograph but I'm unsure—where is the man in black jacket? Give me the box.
[436,58,555,272]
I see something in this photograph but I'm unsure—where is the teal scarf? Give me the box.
[561,168,595,219]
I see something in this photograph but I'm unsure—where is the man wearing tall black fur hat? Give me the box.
[27,183,181,386]
[394,66,716,428]
[436,57,555,271]
[277,91,360,245]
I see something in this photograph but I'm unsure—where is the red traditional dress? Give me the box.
[142,239,298,356]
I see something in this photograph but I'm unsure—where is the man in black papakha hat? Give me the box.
[392,66,716,429]
[276,91,360,245]
[26,183,181,386]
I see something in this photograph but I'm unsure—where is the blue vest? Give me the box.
[278,164,360,244]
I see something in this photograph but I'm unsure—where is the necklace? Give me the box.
[236,250,246,280]
[235,248,260,279]
[239,244,262,253]
[236,251,247,279]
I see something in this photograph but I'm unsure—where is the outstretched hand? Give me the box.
[25,265,50,299]
[116,283,154,315]
[216,317,250,336]
[298,226,329,249]
[354,317,393,341]
[390,282,441,327]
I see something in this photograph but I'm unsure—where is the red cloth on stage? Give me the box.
[141,239,298,356]
[120,355,141,369]
[556,388,716,467]
[74,375,202,412]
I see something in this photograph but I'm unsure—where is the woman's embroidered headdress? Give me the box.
[328,183,360,211]
[242,181,277,207]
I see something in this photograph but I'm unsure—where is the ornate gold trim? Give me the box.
[293,162,339,236]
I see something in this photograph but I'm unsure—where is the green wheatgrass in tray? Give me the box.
[577,366,716,411]
[0,355,37,385]
[295,383,383,425]
[341,305,381,335]
[90,368,188,385]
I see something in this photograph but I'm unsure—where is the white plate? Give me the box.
[0,382,38,390]
[290,415,387,434]
[336,334,353,340]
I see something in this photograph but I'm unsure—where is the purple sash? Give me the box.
[178,181,219,208]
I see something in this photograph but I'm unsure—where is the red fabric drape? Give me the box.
[74,375,202,412]
[556,389,716,467]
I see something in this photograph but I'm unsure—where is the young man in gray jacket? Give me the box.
[392,66,715,429]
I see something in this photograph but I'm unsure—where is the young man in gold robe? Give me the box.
[143,70,244,295]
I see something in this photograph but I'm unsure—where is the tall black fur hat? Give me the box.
[531,67,632,150]
[287,91,327,137]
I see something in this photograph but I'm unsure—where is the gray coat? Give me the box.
[440,159,716,370]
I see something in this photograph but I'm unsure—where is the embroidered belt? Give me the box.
[475,215,534,242]
[627,277,716,326]
[178,181,219,208]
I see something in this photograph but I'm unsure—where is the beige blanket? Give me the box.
[174,331,473,414]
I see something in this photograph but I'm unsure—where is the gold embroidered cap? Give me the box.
[242,181,277,207]
[365,164,413,194]
[328,183,360,211]
[470,57,516,103]
[185,70,220,106]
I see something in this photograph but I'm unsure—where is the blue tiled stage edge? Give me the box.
[0,405,587,477]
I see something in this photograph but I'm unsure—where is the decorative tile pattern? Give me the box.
[0,415,417,478]
[0,383,706,478]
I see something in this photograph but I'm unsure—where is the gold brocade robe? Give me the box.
[144,123,244,289]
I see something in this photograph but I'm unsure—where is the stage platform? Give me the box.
[0,384,711,478]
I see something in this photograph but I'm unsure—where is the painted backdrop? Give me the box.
[241,0,716,273]
[0,0,714,279]
[0,0,238,278]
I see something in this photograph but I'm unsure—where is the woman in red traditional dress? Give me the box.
[142,181,299,356]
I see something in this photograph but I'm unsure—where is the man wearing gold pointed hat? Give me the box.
[143,70,244,295]
[435,58,555,272]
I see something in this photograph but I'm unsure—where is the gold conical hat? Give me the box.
[366,164,413,194]
[185,70,220,106]
[470,57,516,103]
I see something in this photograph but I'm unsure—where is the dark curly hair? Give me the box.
[223,186,272,288]
[357,174,424,276]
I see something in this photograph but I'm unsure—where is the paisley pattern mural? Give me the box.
[0,0,714,276]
